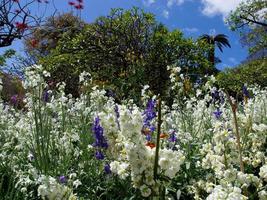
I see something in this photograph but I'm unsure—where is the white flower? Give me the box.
[43,70,50,77]
[73,179,82,188]
[258,190,267,200]
[140,185,151,197]
[79,71,91,83]
[259,164,267,182]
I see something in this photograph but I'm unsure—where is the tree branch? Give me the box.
[240,15,267,27]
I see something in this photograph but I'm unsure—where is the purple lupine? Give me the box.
[92,117,108,160]
[95,151,105,160]
[142,99,157,141]
[145,134,152,141]
[92,117,108,149]
[144,99,157,122]
[104,164,111,174]
[59,175,67,184]
[43,90,49,102]
[169,131,177,142]
[213,108,222,119]
[242,85,249,98]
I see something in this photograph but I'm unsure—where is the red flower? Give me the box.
[30,39,38,48]
[12,0,19,3]
[68,1,75,6]
[74,4,84,10]
[145,142,156,149]
[77,0,83,3]
[15,22,28,31]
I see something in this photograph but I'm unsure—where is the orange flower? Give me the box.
[160,133,168,139]
[145,142,156,149]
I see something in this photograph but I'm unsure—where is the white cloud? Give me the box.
[143,0,156,7]
[162,9,170,19]
[183,27,199,33]
[201,0,244,17]
[167,0,185,8]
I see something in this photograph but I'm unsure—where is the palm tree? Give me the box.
[200,34,231,74]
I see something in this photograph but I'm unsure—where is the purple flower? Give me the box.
[95,151,104,160]
[59,175,67,184]
[144,99,157,122]
[43,90,49,102]
[213,109,222,119]
[104,164,111,174]
[142,99,157,141]
[92,117,108,149]
[169,131,177,142]
[145,134,152,141]
[10,95,18,105]
[242,85,249,98]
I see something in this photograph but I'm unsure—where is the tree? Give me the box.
[0,0,51,48]
[226,0,267,58]
[24,12,85,61]
[0,49,16,66]
[217,58,267,93]
[200,34,231,74]
[41,8,211,101]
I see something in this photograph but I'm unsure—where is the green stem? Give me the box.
[226,92,244,173]
[153,96,162,180]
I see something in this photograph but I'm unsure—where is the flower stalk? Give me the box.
[153,96,162,179]
[226,92,244,173]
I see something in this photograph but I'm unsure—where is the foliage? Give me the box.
[0,49,16,66]
[24,12,85,61]
[217,58,267,92]
[226,0,267,58]
[199,34,231,73]
[0,71,24,108]
[0,0,50,48]
[40,8,211,101]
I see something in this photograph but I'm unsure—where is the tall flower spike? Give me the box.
[169,131,177,142]
[95,151,104,160]
[213,108,222,119]
[242,85,249,98]
[104,164,111,174]
[92,117,108,149]
[142,99,157,141]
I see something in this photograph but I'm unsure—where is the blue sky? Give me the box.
[1,0,248,70]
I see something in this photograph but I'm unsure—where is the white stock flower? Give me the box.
[140,185,151,197]
[259,164,267,182]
